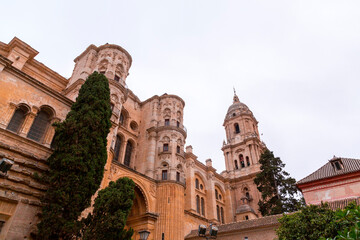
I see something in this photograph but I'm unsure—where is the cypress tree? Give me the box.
[254,149,304,216]
[37,72,112,239]
[82,177,135,240]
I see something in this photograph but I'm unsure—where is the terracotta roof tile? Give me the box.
[324,197,360,210]
[185,214,281,239]
[297,157,360,185]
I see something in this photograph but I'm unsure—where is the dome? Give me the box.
[225,93,252,120]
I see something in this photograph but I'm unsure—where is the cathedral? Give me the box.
[0,37,276,239]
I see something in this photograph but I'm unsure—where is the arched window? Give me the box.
[201,197,205,216]
[221,207,224,224]
[176,171,180,182]
[246,191,250,199]
[234,123,240,134]
[195,178,199,189]
[246,156,250,166]
[196,195,200,214]
[7,107,27,133]
[216,205,220,221]
[120,113,124,125]
[215,189,219,199]
[27,110,50,142]
[239,154,245,168]
[234,160,239,170]
[124,141,133,166]
[113,135,122,161]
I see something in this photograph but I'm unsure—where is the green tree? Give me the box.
[277,203,340,240]
[82,177,135,240]
[37,72,112,239]
[322,202,360,240]
[254,149,304,216]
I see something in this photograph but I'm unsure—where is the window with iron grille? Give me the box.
[7,108,26,133]
[196,195,200,213]
[27,111,50,142]
[201,197,205,216]
[113,135,122,161]
[123,141,132,166]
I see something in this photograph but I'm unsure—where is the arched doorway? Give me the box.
[126,186,157,240]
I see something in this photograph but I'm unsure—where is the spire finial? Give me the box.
[233,87,239,103]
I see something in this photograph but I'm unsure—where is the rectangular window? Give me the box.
[162,170,168,180]
[176,172,180,182]
[165,119,170,126]
[176,145,180,154]
[177,121,180,127]
[163,144,169,152]
[162,233,165,240]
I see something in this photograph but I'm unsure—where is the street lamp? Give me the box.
[138,230,150,240]
[198,223,218,239]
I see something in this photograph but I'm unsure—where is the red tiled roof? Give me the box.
[185,214,281,239]
[325,197,360,210]
[297,157,360,185]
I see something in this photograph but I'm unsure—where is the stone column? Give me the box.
[154,182,184,240]
[145,132,157,178]
[224,183,234,223]
[206,172,217,222]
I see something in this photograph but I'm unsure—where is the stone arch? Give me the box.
[194,171,207,191]
[214,182,226,196]
[40,105,56,118]
[17,103,31,113]
[194,171,207,186]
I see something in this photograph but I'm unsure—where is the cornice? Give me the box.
[74,43,132,67]
[221,137,261,151]
[0,55,73,107]
[8,37,39,59]
[140,94,185,107]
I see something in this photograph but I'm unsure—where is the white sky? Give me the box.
[1,0,360,181]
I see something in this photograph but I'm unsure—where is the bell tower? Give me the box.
[222,90,265,221]
[222,90,263,173]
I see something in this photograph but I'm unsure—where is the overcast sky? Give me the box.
[1,0,360,181]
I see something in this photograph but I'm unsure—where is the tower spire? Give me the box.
[233,87,239,103]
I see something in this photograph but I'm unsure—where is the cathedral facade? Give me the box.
[0,37,267,239]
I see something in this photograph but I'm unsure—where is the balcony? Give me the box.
[147,120,187,137]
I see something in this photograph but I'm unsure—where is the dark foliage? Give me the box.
[254,149,304,216]
[37,72,112,239]
[82,177,135,240]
